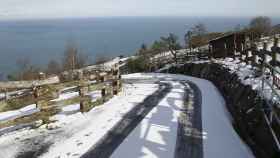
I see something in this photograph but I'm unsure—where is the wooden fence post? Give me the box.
[252,44,257,66]
[112,80,118,95]
[78,71,84,80]
[208,45,213,59]
[101,86,106,102]
[33,86,40,108]
[259,42,267,72]
[271,37,279,66]
[79,85,89,113]
[4,88,9,100]
[224,43,228,58]
[240,43,244,61]
[245,49,249,65]
[112,65,120,95]
[271,38,279,86]
[234,37,237,59]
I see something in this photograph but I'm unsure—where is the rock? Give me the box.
[46,123,60,130]
[35,120,43,128]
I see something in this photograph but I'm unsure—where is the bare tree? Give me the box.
[191,23,207,36]
[186,23,208,49]
[46,59,61,75]
[62,45,78,71]
[160,33,182,64]
[77,52,88,69]
[184,30,193,52]
[62,43,88,71]
[16,57,40,80]
[249,16,272,38]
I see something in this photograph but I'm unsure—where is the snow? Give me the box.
[214,58,280,103]
[122,73,254,158]
[51,89,101,112]
[111,81,185,158]
[87,90,101,102]
[0,104,39,122]
[0,93,5,99]
[62,103,80,113]
[61,86,77,92]
[0,111,20,122]
[87,80,97,84]
[38,83,159,158]
[51,91,79,102]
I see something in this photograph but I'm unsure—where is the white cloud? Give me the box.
[0,0,279,20]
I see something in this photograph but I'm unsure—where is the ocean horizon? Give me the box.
[0,16,280,79]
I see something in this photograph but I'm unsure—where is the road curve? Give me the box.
[114,73,254,158]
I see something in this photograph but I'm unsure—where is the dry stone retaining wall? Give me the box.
[160,63,279,158]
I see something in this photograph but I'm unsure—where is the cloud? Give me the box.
[0,0,279,20]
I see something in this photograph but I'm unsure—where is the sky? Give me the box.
[0,0,280,20]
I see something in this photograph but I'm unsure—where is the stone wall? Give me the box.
[160,63,279,158]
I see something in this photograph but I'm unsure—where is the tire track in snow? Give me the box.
[81,81,172,158]
[175,81,203,158]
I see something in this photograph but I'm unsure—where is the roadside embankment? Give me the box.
[160,62,279,158]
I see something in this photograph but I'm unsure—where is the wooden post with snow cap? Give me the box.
[38,72,46,80]
[100,73,106,83]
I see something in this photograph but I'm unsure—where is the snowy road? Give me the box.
[0,73,255,158]
[110,81,185,158]
[111,73,255,158]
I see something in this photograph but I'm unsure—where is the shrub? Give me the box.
[126,56,150,73]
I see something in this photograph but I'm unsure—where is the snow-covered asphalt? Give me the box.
[114,73,255,158]
[110,81,185,158]
[0,73,255,158]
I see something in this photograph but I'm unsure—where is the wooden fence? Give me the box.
[211,36,280,150]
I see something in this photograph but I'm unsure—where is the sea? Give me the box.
[0,16,280,79]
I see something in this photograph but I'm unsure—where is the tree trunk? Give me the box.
[170,50,178,64]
